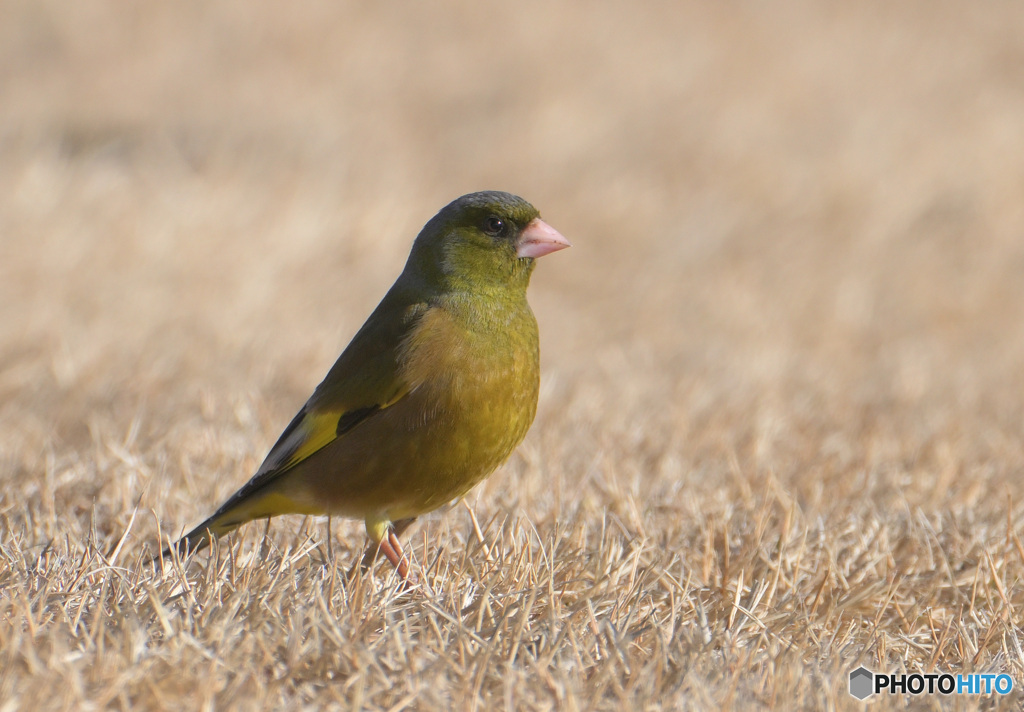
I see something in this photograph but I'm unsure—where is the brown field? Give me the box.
[3,1,1024,709]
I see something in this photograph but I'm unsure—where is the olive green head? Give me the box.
[404,191,569,295]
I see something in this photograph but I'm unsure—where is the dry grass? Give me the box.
[4,1,1024,709]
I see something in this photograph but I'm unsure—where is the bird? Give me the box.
[157,191,570,581]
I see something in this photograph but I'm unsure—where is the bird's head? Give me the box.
[406,191,570,295]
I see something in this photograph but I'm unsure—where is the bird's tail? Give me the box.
[155,509,241,563]
[153,485,309,563]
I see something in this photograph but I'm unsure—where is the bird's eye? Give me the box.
[484,216,505,236]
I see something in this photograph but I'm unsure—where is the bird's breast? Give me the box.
[387,302,541,507]
[403,302,540,431]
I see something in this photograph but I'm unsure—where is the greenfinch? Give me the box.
[160,191,569,580]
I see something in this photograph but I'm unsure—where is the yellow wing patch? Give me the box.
[282,393,405,471]
[284,410,343,469]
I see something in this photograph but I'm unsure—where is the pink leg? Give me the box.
[356,518,417,583]
[377,528,410,580]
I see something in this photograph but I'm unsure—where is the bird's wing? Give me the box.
[163,294,430,557]
[221,294,428,507]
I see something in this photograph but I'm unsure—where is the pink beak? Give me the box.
[516,218,571,259]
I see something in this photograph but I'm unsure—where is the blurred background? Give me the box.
[3,0,1024,530]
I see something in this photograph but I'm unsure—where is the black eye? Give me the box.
[484,216,505,236]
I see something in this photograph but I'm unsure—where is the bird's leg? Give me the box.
[325,515,334,563]
[377,528,410,581]
[357,517,418,582]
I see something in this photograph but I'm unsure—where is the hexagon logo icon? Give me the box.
[849,666,874,700]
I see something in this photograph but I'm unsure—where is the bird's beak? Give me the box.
[516,218,571,259]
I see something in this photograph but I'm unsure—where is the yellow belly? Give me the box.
[281,304,540,521]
